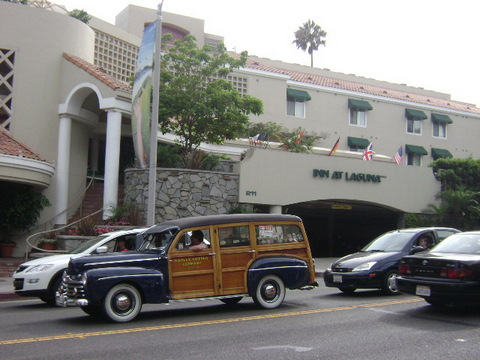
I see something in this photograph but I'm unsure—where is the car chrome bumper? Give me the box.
[55,291,89,307]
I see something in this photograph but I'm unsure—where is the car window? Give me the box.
[414,232,434,249]
[256,224,304,245]
[433,233,480,254]
[219,225,250,247]
[174,228,211,251]
[140,230,175,250]
[70,235,109,254]
[362,232,413,252]
[436,229,458,241]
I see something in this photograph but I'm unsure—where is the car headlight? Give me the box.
[352,262,376,272]
[26,264,54,273]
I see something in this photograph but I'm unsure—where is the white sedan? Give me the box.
[13,228,148,304]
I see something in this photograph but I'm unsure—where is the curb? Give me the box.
[0,292,22,301]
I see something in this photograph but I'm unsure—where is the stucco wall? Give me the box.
[236,148,440,213]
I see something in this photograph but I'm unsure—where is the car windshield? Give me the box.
[432,233,480,254]
[69,235,110,254]
[139,229,177,250]
[361,232,414,252]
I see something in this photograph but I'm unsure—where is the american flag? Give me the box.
[362,143,373,161]
[394,146,403,164]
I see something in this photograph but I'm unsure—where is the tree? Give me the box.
[293,20,327,67]
[68,9,92,24]
[425,158,480,230]
[159,35,263,168]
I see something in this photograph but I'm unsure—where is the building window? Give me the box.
[405,144,428,166]
[405,109,427,135]
[286,89,311,118]
[407,153,422,166]
[432,113,453,139]
[0,48,15,131]
[407,118,422,134]
[433,121,446,138]
[348,99,372,127]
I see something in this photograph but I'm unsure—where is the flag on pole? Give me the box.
[328,137,340,156]
[362,143,374,161]
[131,21,157,169]
[394,146,403,164]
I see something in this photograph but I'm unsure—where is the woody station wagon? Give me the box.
[56,214,317,322]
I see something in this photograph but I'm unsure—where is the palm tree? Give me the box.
[293,20,327,67]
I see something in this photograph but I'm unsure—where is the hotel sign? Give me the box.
[313,169,386,183]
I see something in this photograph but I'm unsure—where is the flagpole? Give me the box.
[146,1,164,226]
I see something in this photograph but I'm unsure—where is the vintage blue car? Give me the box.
[57,214,317,322]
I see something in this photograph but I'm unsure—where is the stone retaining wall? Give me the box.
[124,166,240,223]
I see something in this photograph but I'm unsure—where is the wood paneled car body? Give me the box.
[56,214,317,322]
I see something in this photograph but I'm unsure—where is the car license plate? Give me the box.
[415,285,431,296]
[333,275,343,283]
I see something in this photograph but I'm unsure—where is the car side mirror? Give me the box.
[95,246,108,254]
[411,246,427,255]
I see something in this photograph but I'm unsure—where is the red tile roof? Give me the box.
[63,53,132,93]
[243,57,480,115]
[64,52,479,115]
[0,129,47,161]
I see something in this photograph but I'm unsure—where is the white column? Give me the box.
[269,205,283,214]
[89,135,99,173]
[54,115,72,225]
[103,110,122,219]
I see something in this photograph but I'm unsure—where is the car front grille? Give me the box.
[332,267,352,273]
[64,275,86,299]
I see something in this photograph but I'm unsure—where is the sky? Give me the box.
[58,0,480,106]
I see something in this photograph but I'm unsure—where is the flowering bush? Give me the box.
[280,127,319,153]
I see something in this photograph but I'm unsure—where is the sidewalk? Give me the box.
[0,257,338,301]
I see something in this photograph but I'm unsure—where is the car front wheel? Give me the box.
[382,270,400,295]
[103,284,142,322]
[253,275,285,309]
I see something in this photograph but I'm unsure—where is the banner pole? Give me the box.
[146,1,164,226]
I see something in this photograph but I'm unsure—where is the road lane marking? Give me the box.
[0,298,422,346]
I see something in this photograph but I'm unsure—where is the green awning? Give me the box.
[431,148,453,159]
[348,99,373,111]
[347,137,370,148]
[287,89,311,101]
[405,144,428,155]
[432,113,453,124]
[405,109,428,120]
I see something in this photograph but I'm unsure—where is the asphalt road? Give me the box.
[1,285,480,359]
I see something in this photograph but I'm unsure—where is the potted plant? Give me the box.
[38,233,58,251]
[0,182,51,257]
[0,239,16,257]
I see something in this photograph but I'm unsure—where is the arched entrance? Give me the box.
[286,200,401,257]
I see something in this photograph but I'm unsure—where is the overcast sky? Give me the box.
[59,0,480,106]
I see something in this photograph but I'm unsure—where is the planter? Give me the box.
[0,243,16,257]
[39,242,57,251]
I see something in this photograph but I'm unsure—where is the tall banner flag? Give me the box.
[394,146,403,164]
[328,137,340,156]
[131,22,156,169]
[362,143,374,161]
